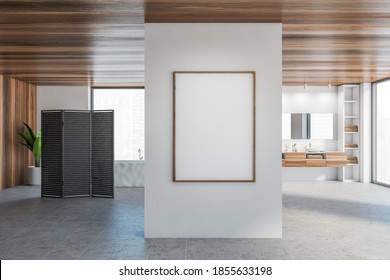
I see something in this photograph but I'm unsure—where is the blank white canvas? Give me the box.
[175,72,255,181]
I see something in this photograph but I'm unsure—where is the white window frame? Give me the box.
[372,80,390,188]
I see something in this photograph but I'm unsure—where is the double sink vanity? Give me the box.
[282,151,347,167]
[282,112,347,168]
[282,113,348,167]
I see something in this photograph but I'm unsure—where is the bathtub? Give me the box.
[114,160,145,187]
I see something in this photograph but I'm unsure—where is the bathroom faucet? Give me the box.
[138,148,144,160]
[309,142,312,148]
[292,143,298,152]
[284,144,289,152]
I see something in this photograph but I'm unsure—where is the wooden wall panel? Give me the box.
[0,75,36,191]
[0,76,4,190]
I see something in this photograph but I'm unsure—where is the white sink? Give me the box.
[305,148,325,153]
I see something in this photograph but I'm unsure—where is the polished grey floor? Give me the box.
[0,181,390,260]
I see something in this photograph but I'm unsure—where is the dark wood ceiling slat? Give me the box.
[1,1,390,86]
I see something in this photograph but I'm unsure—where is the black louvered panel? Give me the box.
[63,111,91,197]
[41,111,63,197]
[92,111,114,198]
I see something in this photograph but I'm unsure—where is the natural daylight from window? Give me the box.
[93,88,145,161]
[375,80,390,185]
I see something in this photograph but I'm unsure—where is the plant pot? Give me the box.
[27,166,41,185]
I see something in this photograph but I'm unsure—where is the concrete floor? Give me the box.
[0,181,389,260]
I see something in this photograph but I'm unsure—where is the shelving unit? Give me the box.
[338,85,360,182]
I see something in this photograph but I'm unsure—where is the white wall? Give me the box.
[37,86,90,130]
[145,23,282,238]
[282,86,339,180]
[360,83,371,183]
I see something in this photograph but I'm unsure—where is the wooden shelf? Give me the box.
[345,116,359,119]
[345,148,359,150]
[344,144,358,148]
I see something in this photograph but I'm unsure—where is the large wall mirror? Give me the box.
[282,113,337,140]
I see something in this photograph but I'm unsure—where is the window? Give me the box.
[92,88,144,161]
[373,80,390,186]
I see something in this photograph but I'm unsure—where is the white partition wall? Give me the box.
[145,23,282,238]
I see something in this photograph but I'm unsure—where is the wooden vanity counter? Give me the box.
[282,152,347,167]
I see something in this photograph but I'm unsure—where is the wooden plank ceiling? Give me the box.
[1,0,390,86]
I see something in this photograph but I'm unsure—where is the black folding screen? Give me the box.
[92,111,114,197]
[41,111,63,197]
[41,110,114,198]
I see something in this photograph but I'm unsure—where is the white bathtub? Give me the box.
[114,160,144,187]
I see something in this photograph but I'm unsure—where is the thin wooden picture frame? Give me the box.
[173,71,256,182]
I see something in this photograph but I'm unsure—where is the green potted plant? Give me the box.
[19,122,41,185]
